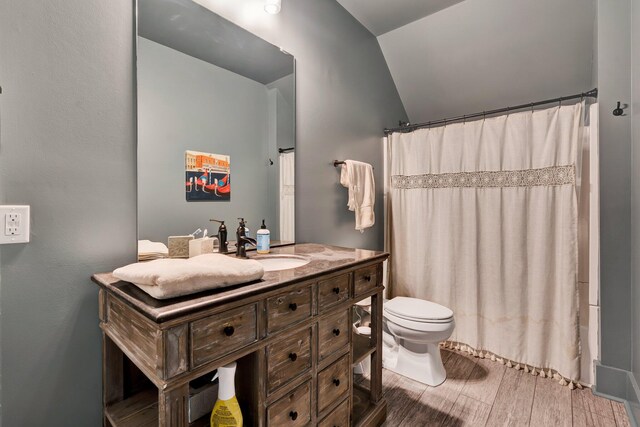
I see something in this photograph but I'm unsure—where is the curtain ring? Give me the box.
[530,103,534,113]
[463,114,466,124]
[482,111,486,121]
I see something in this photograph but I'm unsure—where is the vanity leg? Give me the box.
[159,383,189,427]
[102,333,123,427]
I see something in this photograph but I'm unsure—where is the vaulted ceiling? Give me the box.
[337,0,596,124]
[335,0,465,36]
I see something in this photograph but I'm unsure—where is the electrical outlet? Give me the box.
[0,205,30,244]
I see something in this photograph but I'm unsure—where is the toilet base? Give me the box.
[384,340,447,386]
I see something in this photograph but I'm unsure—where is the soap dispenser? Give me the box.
[256,219,270,254]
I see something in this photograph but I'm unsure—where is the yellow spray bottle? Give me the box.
[210,362,243,427]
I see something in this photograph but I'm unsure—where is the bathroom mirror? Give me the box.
[136,0,295,253]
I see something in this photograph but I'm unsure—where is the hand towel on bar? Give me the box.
[340,160,375,232]
[113,253,264,299]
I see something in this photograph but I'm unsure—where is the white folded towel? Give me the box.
[137,240,169,261]
[340,160,375,232]
[113,253,264,299]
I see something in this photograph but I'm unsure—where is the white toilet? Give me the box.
[382,296,455,386]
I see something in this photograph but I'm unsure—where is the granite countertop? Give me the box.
[92,243,388,323]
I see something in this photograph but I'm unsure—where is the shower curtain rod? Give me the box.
[383,88,598,135]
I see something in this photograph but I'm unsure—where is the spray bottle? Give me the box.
[210,362,243,427]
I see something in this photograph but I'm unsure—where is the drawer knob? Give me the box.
[364,274,372,282]
[333,378,340,387]
[223,325,235,337]
[289,352,298,362]
[333,287,340,294]
[333,328,341,336]
[289,411,298,421]
[289,302,298,311]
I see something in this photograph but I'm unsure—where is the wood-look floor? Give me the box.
[376,349,631,427]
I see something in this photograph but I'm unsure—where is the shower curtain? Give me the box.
[279,152,295,242]
[388,103,584,384]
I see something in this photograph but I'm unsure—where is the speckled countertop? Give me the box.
[92,243,388,322]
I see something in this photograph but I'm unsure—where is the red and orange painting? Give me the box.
[185,150,231,201]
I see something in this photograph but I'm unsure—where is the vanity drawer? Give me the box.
[318,354,350,413]
[318,309,349,360]
[267,285,312,334]
[267,381,311,426]
[354,264,378,296]
[318,273,350,312]
[266,327,312,392]
[190,304,257,368]
[318,397,350,427]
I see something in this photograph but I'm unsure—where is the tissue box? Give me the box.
[189,237,215,258]
[168,235,194,258]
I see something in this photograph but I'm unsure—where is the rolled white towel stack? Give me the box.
[137,239,169,261]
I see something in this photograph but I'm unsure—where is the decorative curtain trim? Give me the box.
[391,165,575,190]
[440,340,583,389]
[281,185,295,196]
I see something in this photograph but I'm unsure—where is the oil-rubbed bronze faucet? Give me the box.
[236,218,257,258]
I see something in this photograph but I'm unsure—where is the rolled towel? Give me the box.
[113,253,264,299]
[137,239,169,261]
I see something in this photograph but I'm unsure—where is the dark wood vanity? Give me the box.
[92,244,388,426]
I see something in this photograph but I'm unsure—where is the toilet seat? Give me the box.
[384,297,453,323]
[384,310,454,333]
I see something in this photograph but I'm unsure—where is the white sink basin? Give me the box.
[253,254,310,272]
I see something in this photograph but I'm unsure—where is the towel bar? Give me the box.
[333,160,374,169]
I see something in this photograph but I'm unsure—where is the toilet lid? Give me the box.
[384,297,453,322]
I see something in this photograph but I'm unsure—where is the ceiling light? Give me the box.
[264,0,281,14]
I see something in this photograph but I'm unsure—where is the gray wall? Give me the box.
[598,0,633,376]
[377,0,595,123]
[0,1,137,425]
[137,37,274,241]
[0,0,404,424]
[594,3,640,424]
[633,0,640,419]
[207,1,407,250]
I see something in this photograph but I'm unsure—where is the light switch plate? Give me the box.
[0,205,30,244]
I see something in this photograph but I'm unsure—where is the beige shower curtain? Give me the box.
[388,103,584,383]
[279,152,295,242]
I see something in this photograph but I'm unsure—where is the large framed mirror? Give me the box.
[136,0,295,257]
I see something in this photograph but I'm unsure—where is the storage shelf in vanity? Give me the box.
[105,388,157,426]
[93,243,388,427]
[352,384,385,426]
[352,333,376,367]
